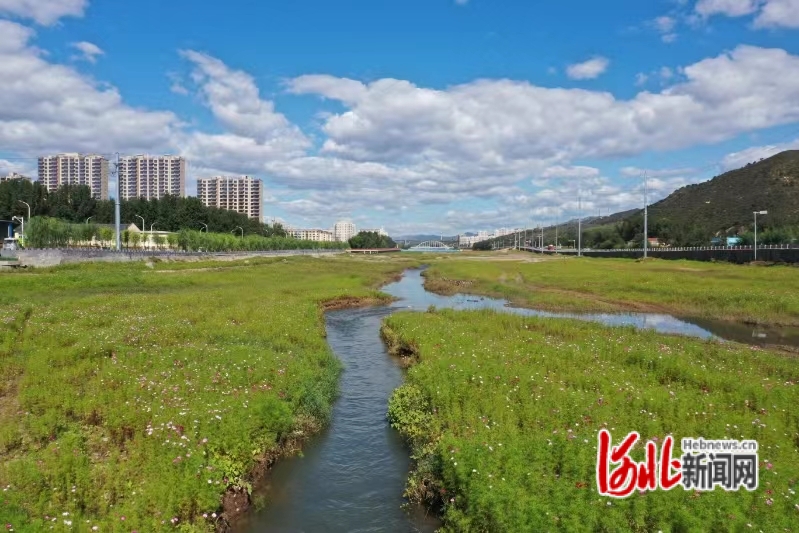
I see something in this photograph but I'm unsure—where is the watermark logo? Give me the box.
[596,429,758,497]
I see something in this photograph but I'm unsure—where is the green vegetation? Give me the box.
[0,181,284,236]
[21,218,347,252]
[385,309,799,532]
[425,255,799,325]
[348,231,397,249]
[0,255,416,531]
[176,230,348,252]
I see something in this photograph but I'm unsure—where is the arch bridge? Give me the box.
[406,241,460,252]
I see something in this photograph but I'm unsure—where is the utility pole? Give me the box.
[753,210,767,261]
[115,153,121,251]
[643,171,648,259]
[578,188,582,257]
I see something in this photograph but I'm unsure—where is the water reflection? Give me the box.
[384,269,799,349]
[244,268,797,533]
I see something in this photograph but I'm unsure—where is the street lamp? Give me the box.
[643,172,649,260]
[569,239,576,249]
[578,188,582,257]
[18,200,30,221]
[753,210,767,261]
[86,216,93,224]
[200,222,208,233]
[11,216,23,245]
[150,222,157,249]
[135,215,145,232]
[233,226,243,238]
[17,200,30,242]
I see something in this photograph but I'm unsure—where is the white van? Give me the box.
[2,237,18,251]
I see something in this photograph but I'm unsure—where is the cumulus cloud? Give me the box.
[288,45,799,168]
[565,56,610,80]
[0,20,179,156]
[720,139,799,170]
[0,0,88,25]
[695,0,799,28]
[71,41,103,63]
[754,0,799,28]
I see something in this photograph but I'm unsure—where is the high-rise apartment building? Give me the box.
[197,176,263,221]
[119,155,186,200]
[333,221,357,242]
[38,153,109,199]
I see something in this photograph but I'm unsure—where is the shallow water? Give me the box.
[242,268,798,532]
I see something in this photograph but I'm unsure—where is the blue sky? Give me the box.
[1,0,799,235]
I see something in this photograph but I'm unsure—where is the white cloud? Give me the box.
[71,41,103,63]
[289,45,799,167]
[652,15,679,41]
[695,0,761,17]
[566,56,610,80]
[695,0,799,29]
[754,0,799,28]
[0,20,179,156]
[720,139,799,169]
[635,73,649,86]
[0,0,87,25]
[620,166,698,179]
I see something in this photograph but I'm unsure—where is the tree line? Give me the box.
[0,180,285,237]
[23,217,348,252]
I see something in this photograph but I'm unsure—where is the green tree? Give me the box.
[348,231,396,249]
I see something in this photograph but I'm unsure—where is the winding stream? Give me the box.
[241,268,798,532]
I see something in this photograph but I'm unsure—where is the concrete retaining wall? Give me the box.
[11,249,346,268]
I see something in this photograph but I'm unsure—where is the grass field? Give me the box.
[384,308,799,532]
[0,255,418,532]
[424,254,799,325]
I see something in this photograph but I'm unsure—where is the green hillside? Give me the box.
[649,150,799,234]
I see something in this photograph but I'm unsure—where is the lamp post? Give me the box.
[18,200,30,221]
[12,216,23,245]
[753,210,767,261]
[555,219,559,250]
[150,223,157,250]
[135,215,145,232]
[569,239,576,249]
[578,188,582,257]
[86,216,93,224]
[643,172,649,260]
[200,223,208,233]
[17,200,30,242]
[233,226,243,238]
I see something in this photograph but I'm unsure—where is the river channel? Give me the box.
[241,268,798,532]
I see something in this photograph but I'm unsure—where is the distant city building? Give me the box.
[290,228,335,242]
[119,155,186,200]
[459,235,481,248]
[197,176,263,221]
[333,221,357,242]
[38,153,109,199]
[0,172,32,184]
[361,227,388,237]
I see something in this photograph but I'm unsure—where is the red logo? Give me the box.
[596,429,682,497]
